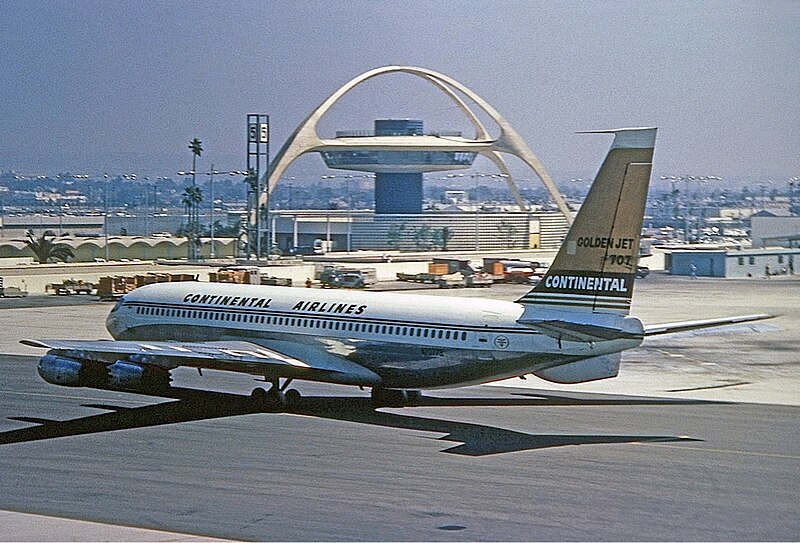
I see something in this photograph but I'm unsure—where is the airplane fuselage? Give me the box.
[107,281,642,389]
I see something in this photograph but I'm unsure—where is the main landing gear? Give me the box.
[250,378,302,410]
[371,387,422,408]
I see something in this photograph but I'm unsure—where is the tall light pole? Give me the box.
[209,165,216,258]
[103,174,109,261]
[0,185,6,238]
[473,173,480,250]
[182,168,248,259]
[209,169,248,259]
[320,173,373,253]
[449,172,508,251]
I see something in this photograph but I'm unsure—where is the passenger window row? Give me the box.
[133,305,469,341]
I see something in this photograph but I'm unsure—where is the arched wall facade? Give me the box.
[0,238,238,263]
[263,66,572,223]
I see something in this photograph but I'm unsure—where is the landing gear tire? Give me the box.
[250,386,286,410]
[371,387,421,408]
[405,390,422,405]
[285,388,302,407]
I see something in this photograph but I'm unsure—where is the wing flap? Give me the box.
[21,339,381,386]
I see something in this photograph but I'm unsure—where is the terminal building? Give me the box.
[267,208,567,254]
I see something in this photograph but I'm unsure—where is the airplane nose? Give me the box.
[106,314,124,338]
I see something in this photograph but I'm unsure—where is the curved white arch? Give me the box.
[420,75,527,210]
[263,66,572,222]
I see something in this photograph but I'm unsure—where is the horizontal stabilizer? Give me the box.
[643,314,773,336]
[519,319,643,343]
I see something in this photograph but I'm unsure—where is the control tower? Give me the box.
[320,119,477,214]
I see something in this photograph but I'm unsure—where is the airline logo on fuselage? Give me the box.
[291,300,367,315]
[179,294,368,315]
[182,293,272,308]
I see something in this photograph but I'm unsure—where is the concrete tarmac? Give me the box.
[0,275,798,541]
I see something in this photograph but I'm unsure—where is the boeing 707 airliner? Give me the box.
[24,127,770,407]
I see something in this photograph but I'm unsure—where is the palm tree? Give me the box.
[24,229,74,264]
[181,185,203,259]
[186,138,203,259]
[188,138,203,186]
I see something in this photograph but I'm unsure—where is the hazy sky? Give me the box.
[1,0,797,185]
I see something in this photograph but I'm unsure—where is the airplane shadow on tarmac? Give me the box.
[0,387,706,455]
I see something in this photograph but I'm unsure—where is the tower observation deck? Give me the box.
[320,119,477,214]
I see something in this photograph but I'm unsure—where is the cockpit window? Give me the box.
[111,296,125,313]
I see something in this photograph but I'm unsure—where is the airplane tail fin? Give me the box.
[518,127,656,316]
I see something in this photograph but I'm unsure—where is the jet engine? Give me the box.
[37,354,170,391]
[107,360,146,389]
[37,354,86,386]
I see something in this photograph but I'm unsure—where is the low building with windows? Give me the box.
[268,209,570,253]
[665,247,799,278]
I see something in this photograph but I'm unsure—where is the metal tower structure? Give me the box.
[246,114,270,258]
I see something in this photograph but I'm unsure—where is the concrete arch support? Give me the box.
[263,66,572,223]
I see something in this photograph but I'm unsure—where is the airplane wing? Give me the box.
[20,339,381,386]
[642,313,773,337]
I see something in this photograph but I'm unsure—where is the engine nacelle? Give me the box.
[533,352,621,384]
[37,354,170,391]
[37,354,84,386]
[107,360,170,391]
[107,360,146,389]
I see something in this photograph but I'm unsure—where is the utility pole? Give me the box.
[103,174,109,261]
[209,165,216,259]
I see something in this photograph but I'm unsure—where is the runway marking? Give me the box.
[636,442,800,461]
[0,389,150,405]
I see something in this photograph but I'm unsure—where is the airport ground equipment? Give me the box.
[97,273,198,300]
[46,279,95,296]
[0,277,27,298]
[210,266,260,285]
[397,259,494,288]
[319,266,376,289]
[481,258,550,284]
